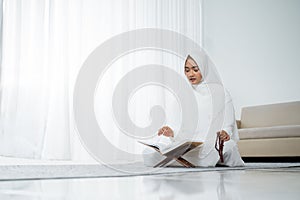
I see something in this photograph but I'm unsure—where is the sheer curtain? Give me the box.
[0,0,202,162]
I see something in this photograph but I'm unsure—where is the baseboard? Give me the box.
[242,157,300,163]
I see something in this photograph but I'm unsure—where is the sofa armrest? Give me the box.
[236,120,241,129]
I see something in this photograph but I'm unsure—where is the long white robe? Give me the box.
[143,85,244,167]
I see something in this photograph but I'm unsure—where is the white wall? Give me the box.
[203,0,300,118]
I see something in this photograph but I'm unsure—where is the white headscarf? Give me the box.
[184,49,227,156]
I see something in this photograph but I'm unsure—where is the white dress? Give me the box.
[143,84,245,167]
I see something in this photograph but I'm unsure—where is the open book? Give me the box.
[139,140,203,167]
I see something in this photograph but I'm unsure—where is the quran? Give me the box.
[139,140,203,168]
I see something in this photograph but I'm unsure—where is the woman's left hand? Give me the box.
[219,130,230,142]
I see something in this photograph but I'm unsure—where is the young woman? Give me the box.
[143,49,244,167]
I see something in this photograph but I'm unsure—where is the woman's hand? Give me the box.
[219,130,230,142]
[158,126,174,137]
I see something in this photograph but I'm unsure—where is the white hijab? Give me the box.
[183,49,227,156]
[188,49,240,141]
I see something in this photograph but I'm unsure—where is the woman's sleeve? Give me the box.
[222,89,237,137]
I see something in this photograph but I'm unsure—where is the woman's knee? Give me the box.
[223,146,245,167]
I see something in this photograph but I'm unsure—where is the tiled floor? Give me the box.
[0,167,300,200]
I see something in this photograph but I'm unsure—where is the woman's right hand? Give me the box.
[158,126,174,137]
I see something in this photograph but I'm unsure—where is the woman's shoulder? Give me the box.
[207,83,231,96]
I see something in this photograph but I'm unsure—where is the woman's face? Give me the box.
[184,57,203,85]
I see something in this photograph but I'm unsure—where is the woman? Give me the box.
[143,49,244,167]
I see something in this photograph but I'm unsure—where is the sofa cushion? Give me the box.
[238,125,300,139]
[240,101,300,128]
[238,137,300,157]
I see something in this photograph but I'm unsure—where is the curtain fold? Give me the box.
[0,0,202,162]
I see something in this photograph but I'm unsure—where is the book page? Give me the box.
[160,140,203,155]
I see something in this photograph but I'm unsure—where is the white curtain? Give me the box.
[0,0,202,162]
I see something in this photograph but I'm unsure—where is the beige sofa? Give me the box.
[237,101,300,157]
